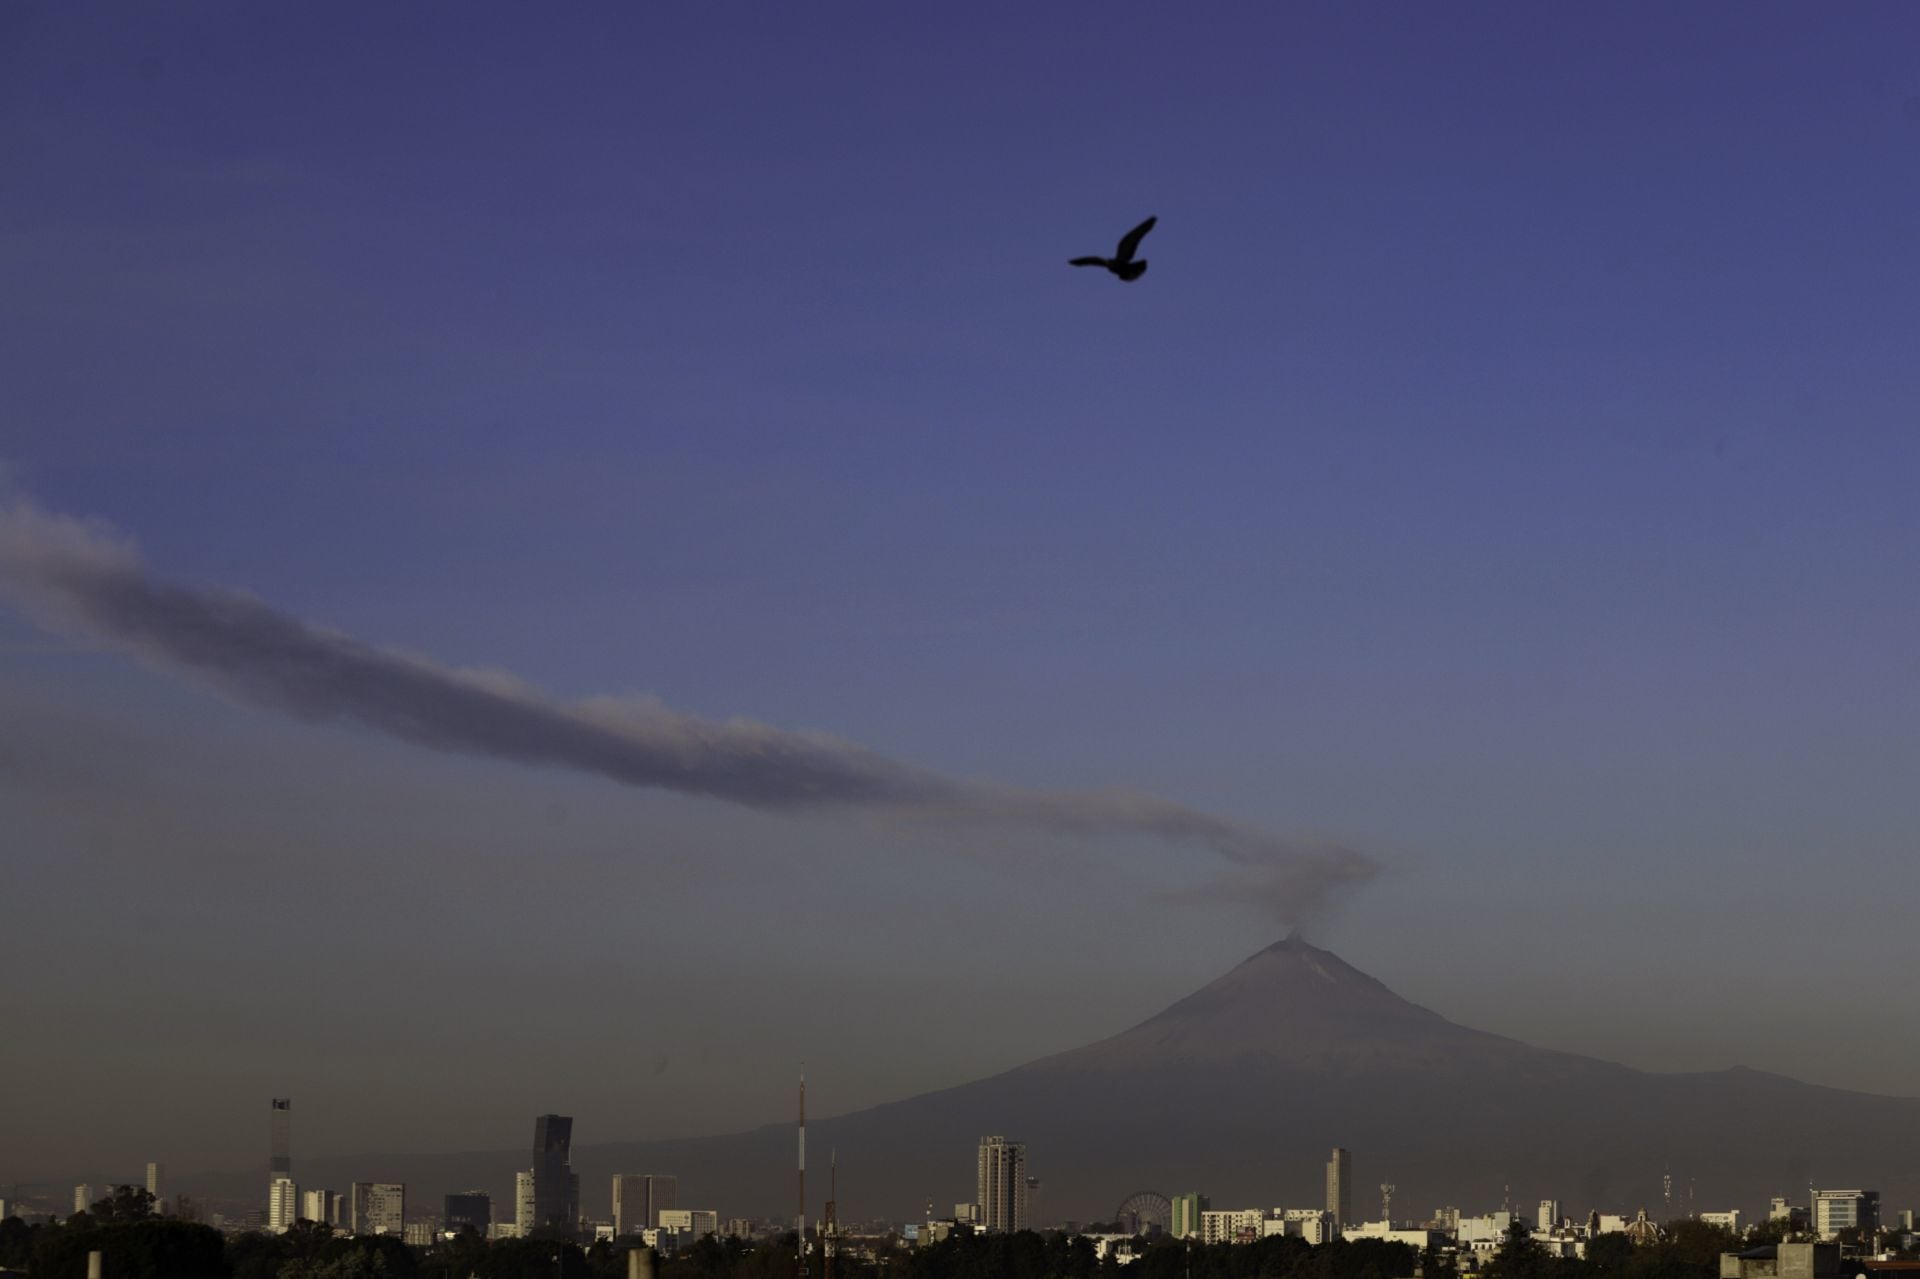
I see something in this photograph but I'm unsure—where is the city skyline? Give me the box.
[11,940,1917,1228]
[4,0,1920,1200]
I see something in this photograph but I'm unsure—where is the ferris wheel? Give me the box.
[1114,1192,1173,1236]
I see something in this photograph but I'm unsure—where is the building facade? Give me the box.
[515,1171,537,1238]
[1811,1191,1879,1241]
[268,1178,299,1234]
[528,1114,580,1234]
[659,1209,719,1239]
[444,1191,491,1235]
[301,1189,338,1226]
[612,1174,679,1236]
[976,1136,1027,1234]
[1199,1209,1264,1245]
[350,1183,405,1236]
[1171,1193,1210,1241]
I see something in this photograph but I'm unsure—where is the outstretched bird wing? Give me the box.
[1113,216,1157,262]
[1069,256,1109,267]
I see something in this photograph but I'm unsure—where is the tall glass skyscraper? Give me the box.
[528,1114,579,1234]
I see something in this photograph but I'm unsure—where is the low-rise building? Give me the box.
[659,1209,719,1240]
[1343,1221,1439,1248]
[1199,1209,1264,1245]
[1811,1191,1879,1242]
[1721,1243,1841,1279]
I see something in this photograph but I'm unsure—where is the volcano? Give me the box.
[248,938,1920,1223]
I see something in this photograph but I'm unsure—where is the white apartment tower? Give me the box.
[269,1177,299,1233]
[976,1136,1028,1234]
[515,1171,537,1239]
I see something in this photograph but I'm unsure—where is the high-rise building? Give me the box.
[1325,1149,1351,1229]
[268,1097,293,1223]
[1171,1193,1210,1241]
[1811,1190,1879,1241]
[270,1099,292,1175]
[515,1171,537,1239]
[1538,1200,1562,1231]
[445,1192,492,1235]
[350,1183,406,1236]
[146,1163,163,1202]
[613,1175,679,1236]
[269,1178,299,1234]
[976,1136,1027,1234]
[73,1185,95,1215]
[527,1115,579,1234]
[301,1190,336,1225]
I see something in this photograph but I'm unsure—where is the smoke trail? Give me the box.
[0,494,1378,923]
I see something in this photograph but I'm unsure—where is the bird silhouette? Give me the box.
[1070,216,1156,281]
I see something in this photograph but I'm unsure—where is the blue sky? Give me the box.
[3,3,1919,1180]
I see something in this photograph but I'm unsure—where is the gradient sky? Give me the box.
[4,3,1920,1186]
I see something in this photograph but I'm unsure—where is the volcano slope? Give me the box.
[279,938,1920,1223]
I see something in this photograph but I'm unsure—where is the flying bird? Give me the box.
[1071,215,1157,281]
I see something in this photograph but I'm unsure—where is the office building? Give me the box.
[350,1183,405,1237]
[146,1163,163,1202]
[73,1185,94,1215]
[269,1178,299,1234]
[445,1191,492,1235]
[1811,1190,1879,1241]
[613,1174,678,1236]
[1539,1200,1561,1231]
[527,1114,580,1234]
[976,1136,1027,1234]
[659,1209,719,1239]
[1325,1149,1352,1230]
[1171,1193,1210,1241]
[1701,1211,1741,1234]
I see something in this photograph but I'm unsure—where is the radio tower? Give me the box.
[1381,1183,1396,1226]
[798,1070,808,1278]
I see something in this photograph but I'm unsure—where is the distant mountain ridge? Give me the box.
[187,939,1920,1225]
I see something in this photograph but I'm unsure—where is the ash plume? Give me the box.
[0,494,1378,923]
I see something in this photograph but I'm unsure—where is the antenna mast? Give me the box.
[798,1069,808,1277]
[1380,1184,1395,1226]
